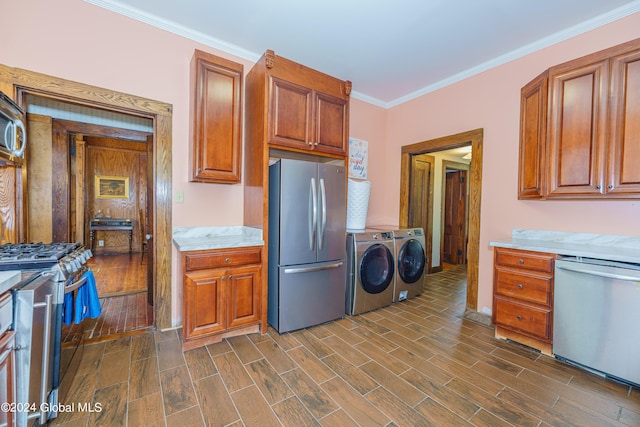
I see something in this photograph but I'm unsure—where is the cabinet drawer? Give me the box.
[495,248,554,273]
[186,247,262,271]
[494,269,552,305]
[494,297,551,340]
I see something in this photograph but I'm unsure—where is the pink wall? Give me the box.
[381,14,640,312]
[5,0,255,229]
[4,0,640,320]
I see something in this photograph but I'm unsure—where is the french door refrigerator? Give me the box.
[268,158,347,333]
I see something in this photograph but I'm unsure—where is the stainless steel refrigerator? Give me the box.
[268,158,347,333]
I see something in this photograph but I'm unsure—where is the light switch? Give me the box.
[175,190,184,204]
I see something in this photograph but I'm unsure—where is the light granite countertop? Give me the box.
[172,226,263,252]
[489,229,640,264]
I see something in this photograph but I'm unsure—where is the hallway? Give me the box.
[61,254,153,343]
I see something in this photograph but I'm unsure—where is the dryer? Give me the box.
[346,230,395,315]
[392,228,427,301]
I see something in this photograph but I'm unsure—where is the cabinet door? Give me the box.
[190,50,243,183]
[313,91,348,156]
[183,269,226,339]
[608,48,640,195]
[0,331,15,427]
[268,77,313,150]
[227,265,261,329]
[494,297,552,341]
[547,60,609,197]
[518,71,548,199]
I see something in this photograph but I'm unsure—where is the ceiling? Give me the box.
[86,0,640,108]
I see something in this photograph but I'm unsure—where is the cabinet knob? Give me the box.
[595,185,601,190]
[314,142,318,146]
[516,315,522,320]
[518,259,524,264]
[221,276,226,280]
[308,141,313,146]
[517,284,523,289]
[608,184,614,190]
[228,275,233,280]
[225,258,230,263]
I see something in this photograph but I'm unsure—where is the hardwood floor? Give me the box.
[61,253,153,343]
[91,253,147,297]
[52,265,640,426]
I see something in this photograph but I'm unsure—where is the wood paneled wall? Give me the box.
[86,137,148,254]
[0,164,20,244]
[27,114,53,242]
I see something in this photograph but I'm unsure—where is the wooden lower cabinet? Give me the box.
[181,246,263,351]
[493,247,555,355]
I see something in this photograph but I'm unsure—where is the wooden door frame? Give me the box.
[0,64,173,329]
[441,162,469,266]
[400,128,483,311]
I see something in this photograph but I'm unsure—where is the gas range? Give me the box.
[0,242,92,278]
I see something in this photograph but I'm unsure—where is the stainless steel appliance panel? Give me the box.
[274,159,318,266]
[14,271,60,426]
[553,257,640,386]
[317,163,347,263]
[275,260,345,332]
[391,228,426,302]
[268,158,347,333]
[346,231,395,315]
[0,90,27,160]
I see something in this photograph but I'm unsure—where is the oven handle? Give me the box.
[65,275,88,294]
[40,293,53,425]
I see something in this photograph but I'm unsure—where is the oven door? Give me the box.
[13,270,61,426]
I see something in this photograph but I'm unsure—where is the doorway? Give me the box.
[399,129,482,311]
[0,64,173,329]
[442,162,469,266]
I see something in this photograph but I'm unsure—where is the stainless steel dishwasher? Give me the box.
[553,256,640,386]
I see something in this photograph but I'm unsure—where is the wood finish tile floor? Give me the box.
[51,265,640,427]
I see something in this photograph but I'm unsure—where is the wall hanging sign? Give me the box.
[95,175,129,199]
[348,137,368,179]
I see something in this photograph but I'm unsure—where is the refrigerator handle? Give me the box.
[318,178,326,250]
[310,178,317,251]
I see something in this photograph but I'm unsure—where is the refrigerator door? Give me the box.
[317,163,347,263]
[276,260,346,332]
[277,159,318,266]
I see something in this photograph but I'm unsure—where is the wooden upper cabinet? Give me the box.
[547,58,609,197]
[608,48,640,195]
[518,71,548,199]
[314,92,349,155]
[190,50,243,183]
[518,37,640,199]
[269,77,313,149]
[260,50,351,157]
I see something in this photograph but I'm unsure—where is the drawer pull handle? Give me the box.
[225,258,230,263]
[518,259,524,264]
[516,315,522,320]
[517,284,523,289]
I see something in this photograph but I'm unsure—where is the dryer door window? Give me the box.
[359,244,394,294]
[398,239,425,283]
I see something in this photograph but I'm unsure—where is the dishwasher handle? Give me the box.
[556,262,640,283]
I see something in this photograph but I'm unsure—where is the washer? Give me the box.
[392,228,427,302]
[346,230,395,315]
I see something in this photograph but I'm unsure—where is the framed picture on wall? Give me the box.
[95,175,129,199]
